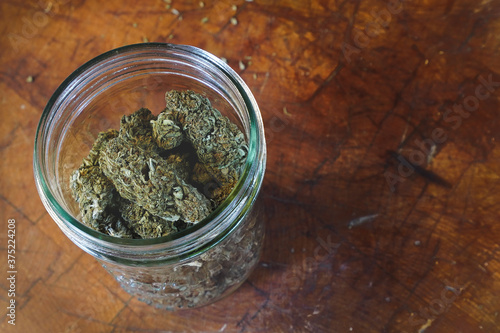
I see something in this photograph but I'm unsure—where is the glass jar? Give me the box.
[33,43,266,310]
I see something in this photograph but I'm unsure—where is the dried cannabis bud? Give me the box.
[165,152,191,181]
[162,90,248,205]
[99,137,211,223]
[192,162,237,205]
[70,166,116,230]
[70,129,134,238]
[70,90,247,238]
[119,199,179,238]
[119,107,158,151]
[151,109,185,150]
[164,91,247,169]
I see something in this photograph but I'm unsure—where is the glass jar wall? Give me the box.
[33,43,266,310]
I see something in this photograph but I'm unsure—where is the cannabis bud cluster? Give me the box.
[70,90,248,238]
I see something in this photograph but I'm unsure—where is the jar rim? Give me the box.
[33,43,266,259]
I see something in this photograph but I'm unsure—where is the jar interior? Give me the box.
[51,60,251,227]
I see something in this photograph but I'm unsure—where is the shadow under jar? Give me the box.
[33,43,266,310]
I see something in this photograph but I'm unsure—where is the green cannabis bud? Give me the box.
[99,137,211,223]
[119,199,179,238]
[69,129,134,238]
[119,107,158,151]
[163,90,248,205]
[69,90,247,238]
[151,109,185,150]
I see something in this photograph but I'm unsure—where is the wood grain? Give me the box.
[1,0,499,332]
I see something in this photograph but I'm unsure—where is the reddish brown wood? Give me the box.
[1,0,499,332]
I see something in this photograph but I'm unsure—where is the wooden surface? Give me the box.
[1,0,500,332]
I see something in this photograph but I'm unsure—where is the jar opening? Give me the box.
[34,43,266,254]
